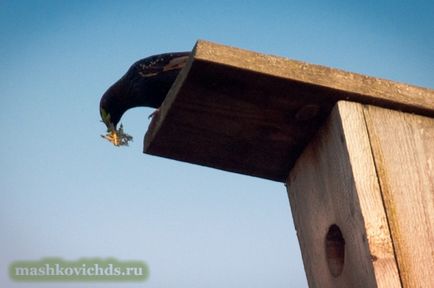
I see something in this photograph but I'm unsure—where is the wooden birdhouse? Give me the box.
[144,40,434,287]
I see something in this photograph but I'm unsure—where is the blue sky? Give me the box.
[0,1,433,287]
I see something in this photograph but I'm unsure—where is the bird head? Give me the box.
[99,80,125,131]
[99,80,133,146]
[99,52,190,147]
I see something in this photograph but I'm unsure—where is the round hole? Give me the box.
[325,224,345,277]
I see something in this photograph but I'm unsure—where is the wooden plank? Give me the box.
[364,106,434,287]
[286,101,400,287]
[194,41,434,116]
[144,40,434,182]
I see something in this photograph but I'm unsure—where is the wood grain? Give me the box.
[144,40,434,182]
[286,101,400,287]
[194,41,434,117]
[364,106,434,287]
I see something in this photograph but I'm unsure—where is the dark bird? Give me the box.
[99,52,190,146]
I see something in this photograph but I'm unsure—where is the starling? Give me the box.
[99,52,190,146]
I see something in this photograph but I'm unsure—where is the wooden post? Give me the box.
[140,40,434,287]
[364,105,434,287]
[286,101,434,287]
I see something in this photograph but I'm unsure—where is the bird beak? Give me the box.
[100,108,114,132]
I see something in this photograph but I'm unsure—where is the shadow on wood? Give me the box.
[144,40,434,182]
